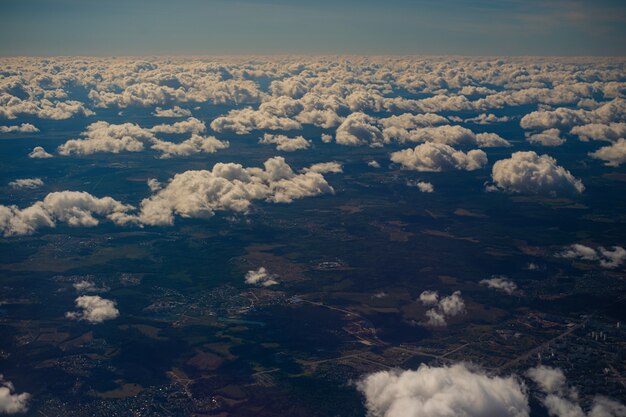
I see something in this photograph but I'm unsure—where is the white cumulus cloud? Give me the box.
[391,143,487,172]
[65,295,120,323]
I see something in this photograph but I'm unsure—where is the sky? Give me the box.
[0,0,625,56]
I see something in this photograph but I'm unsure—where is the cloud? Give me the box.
[135,157,334,226]
[57,121,149,156]
[65,295,119,323]
[391,143,487,172]
[526,129,565,147]
[0,375,30,414]
[0,191,134,237]
[57,118,227,158]
[489,151,584,195]
[335,112,384,147]
[571,123,626,142]
[383,124,511,148]
[419,290,466,327]
[407,180,434,193]
[463,113,511,125]
[259,133,311,152]
[0,123,39,133]
[73,280,106,293]
[368,160,381,168]
[589,139,626,167]
[244,267,278,287]
[357,363,529,417]
[28,146,53,158]
[150,134,229,158]
[303,162,343,174]
[153,106,192,117]
[480,276,518,295]
[527,366,626,417]
[557,244,626,269]
[520,98,626,131]
[211,107,301,134]
[8,178,44,189]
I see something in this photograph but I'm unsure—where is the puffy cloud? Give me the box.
[0,191,134,237]
[303,162,343,174]
[150,134,229,158]
[210,107,301,135]
[147,178,162,192]
[383,124,511,148]
[520,99,626,131]
[8,178,44,189]
[377,113,448,130]
[558,244,626,269]
[28,146,53,158]
[589,139,626,167]
[463,113,511,125]
[57,121,149,156]
[65,295,119,323]
[244,267,278,287]
[153,106,192,117]
[259,133,311,152]
[489,151,584,195]
[357,363,529,417]
[368,160,381,168]
[406,180,434,193]
[526,129,566,147]
[57,118,227,158]
[571,123,626,142]
[73,280,105,293]
[391,143,487,172]
[0,375,30,414]
[149,117,206,135]
[527,366,626,417]
[135,157,334,226]
[0,123,39,133]
[419,290,466,327]
[480,276,517,295]
[335,112,384,147]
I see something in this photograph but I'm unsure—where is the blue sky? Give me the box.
[1,0,625,56]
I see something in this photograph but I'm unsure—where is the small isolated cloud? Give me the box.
[391,143,487,172]
[259,133,311,152]
[527,366,626,417]
[150,134,229,158]
[65,295,119,323]
[28,146,53,159]
[303,162,343,174]
[357,363,529,417]
[153,106,192,118]
[489,151,584,195]
[244,267,278,287]
[147,178,162,192]
[73,280,107,293]
[8,178,44,189]
[0,123,39,133]
[480,276,517,295]
[419,290,466,327]
[526,129,565,147]
[464,113,511,125]
[0,375,30,414]
[589,138,626,167]
[368,160,381,168]
[557,244,626,269]
[407,180,434,193]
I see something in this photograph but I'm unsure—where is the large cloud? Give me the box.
[489,151,584,195]
[357,363,529,417]
[334,112,385,147]
[135,157,334,226]
[391,143,487,172]
[0,123,39,133]
[65,295,120,323]
[383,124,510,148]
[0,375,30,414]
[0,191,134,237]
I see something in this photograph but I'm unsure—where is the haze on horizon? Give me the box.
[1,0,625,56]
